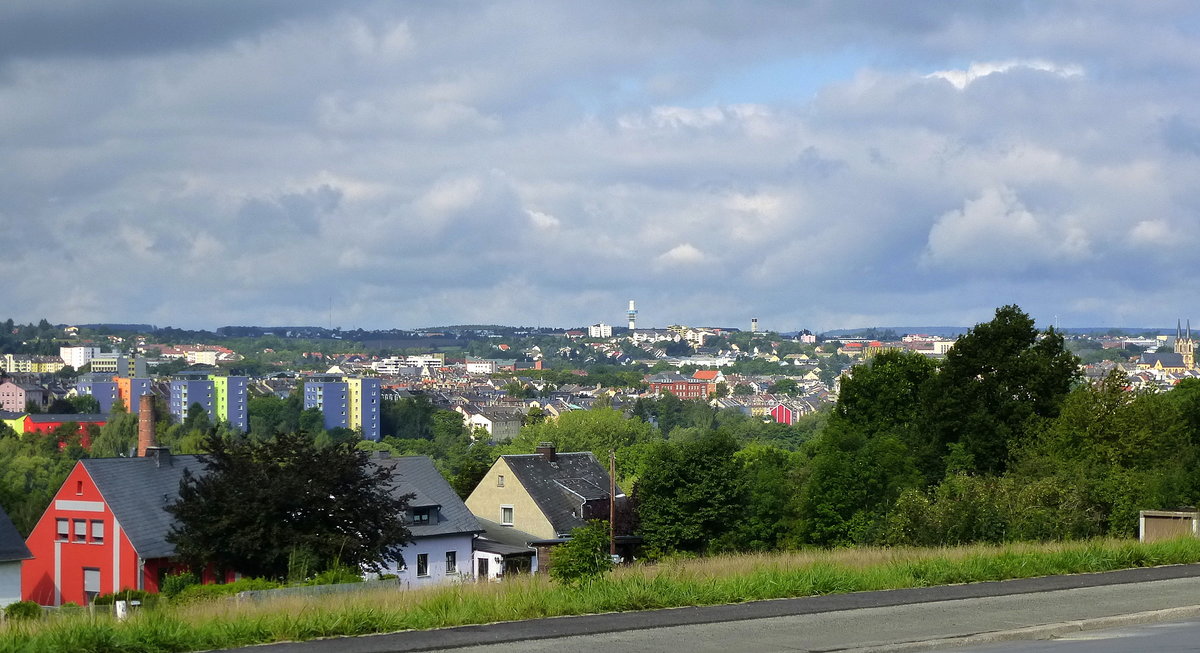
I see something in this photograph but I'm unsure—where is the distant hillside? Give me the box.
[822,326,968,339]
[822,326,1176,339]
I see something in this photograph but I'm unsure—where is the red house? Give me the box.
[21,449,220,605]
[770,403,796,426]
[22,414,107,448]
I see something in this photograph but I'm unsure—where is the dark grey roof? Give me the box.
[374,456,482,539]
[502,452,620,536]
[474,517,537,556]
[81,454,206,560]
[1142,353,1187,367]
[0,505,30,562]
[28,413,107,423]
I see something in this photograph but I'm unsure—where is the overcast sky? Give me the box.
[3,2,1199,332]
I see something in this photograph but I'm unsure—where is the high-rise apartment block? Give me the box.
[75,378,119,414]
[169,374,248,431]
[303,376,381,441]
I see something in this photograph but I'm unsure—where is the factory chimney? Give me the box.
[137,394,156,457]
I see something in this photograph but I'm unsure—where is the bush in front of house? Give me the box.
[91,589,160,609]
[160,572,200,599]
[4,600,41,621]
[549,520,614,586]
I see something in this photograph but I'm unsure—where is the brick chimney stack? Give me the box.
[535,442,557,462]
[137,394,156,457]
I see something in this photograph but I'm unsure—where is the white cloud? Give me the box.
[526,209,560,229]
[657,243,705,265]
[926,60,1084,89]
[923,187,1090,273]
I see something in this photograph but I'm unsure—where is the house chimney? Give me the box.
[535,442,557,462]
[146,446,172,467]
[137,394,156,457]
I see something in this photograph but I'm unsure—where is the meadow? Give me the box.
[3,537,1199,653]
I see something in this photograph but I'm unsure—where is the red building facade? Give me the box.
[22,453,224,605]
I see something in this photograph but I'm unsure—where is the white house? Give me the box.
[0,506,30,605]
[374,455,482,588]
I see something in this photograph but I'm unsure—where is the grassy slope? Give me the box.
[5,538,1200,653]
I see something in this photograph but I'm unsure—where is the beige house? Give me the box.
[465,444,618,541]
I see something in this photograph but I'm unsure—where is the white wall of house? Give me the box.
[383,534,474,588]
[471,550,538,581]
[0,561,21,606]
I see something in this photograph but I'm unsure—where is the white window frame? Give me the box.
[500,505,514,526]
[446,551,457,574]
[416,553,429,577]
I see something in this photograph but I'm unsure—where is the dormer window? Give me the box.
[412,508,432,524]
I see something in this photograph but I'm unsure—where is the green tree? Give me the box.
[68,395,102,415]
[767,378,799,396]
[549,521,613,585]
[633,431,743,556]
[920,305,1080,478]
[168,432,413,579]
[505,408,655,461]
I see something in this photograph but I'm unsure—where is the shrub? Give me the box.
[306,565,362,586]
[549,521,613,585]
[161,572,200,599]
[172,577,281,604]
[91,589,160,608]
[4,600,41,621]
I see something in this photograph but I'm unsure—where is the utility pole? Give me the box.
[609,450,617,557]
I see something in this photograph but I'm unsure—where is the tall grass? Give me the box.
[3,538,1199,653]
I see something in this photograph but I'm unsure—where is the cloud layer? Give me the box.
[3,1,1200,331]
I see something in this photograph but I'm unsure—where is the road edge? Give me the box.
[838,605,1200,652]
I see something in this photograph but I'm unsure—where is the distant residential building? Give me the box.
[1,354,32,374]
[169,375,249,431]
[303,376,381,441]
[76,380,119,414]
[462,407,524,442]
[89,353,147,378]
[60,347,101,371]
[116,378,155,413]
[465,359,497,375]
[211,376,248,430]
[0,381,46,413]
[588,323,613,338]
[646,372,710,400]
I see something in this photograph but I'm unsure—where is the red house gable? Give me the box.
[23,453,226,606]
[22,462,139,606]
[769,403,795,426]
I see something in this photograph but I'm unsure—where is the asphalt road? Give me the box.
[226,564,1200,653]
[947,619,1200,652]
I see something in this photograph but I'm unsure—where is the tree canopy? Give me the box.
[167,432,413,579]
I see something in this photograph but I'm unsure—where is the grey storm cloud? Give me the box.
[3,2,1200,331]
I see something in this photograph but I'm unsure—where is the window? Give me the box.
[83,568,101,604]
[500,506,514,526]
[90,520,105,545]
[446,551,457,574]
[412,508,430,524]
[73,519,87,542]
[416,553,429,577]
[75,480,83,496]
[497,475,505,487]
[56,519,68,541]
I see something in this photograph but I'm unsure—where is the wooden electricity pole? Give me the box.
[609,450,617,557]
